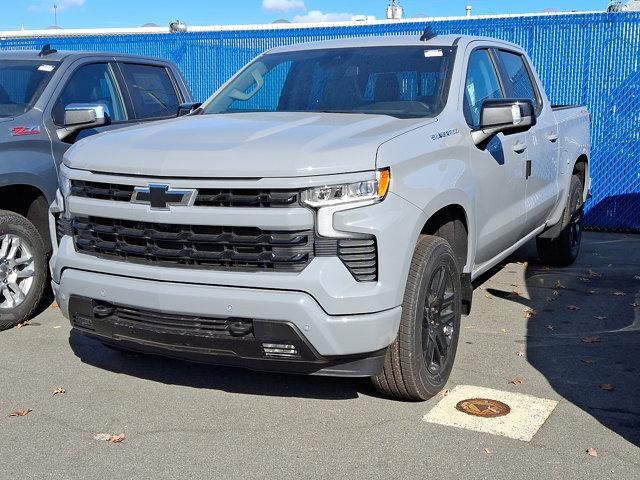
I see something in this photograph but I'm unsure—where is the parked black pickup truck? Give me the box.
[0,45,194,329]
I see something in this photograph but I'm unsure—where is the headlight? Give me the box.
[301,169,390,208]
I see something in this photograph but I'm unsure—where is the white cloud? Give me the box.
[293,10,372,23]
[262,0,305,12]
[28,0,85,13]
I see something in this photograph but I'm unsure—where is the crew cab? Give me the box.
[49,33,590,400]
[0,45,194,329]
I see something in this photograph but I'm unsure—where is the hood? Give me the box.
[64,112,435,178]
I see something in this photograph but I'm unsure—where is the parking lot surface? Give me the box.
[1,232,639,480]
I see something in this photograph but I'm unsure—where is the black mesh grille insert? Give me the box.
[70,180,299,208]
[72,216,313,272]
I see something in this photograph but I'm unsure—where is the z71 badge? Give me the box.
[11,126,41,136]
[431,129,460,141]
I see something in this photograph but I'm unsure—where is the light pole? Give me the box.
[54,4,58,26]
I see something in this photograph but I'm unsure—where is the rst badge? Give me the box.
[11,126,41,136]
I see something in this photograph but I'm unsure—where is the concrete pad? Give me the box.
[423,385,558,441]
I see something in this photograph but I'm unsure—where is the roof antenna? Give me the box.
[38,44,57,57]
[420,25,437,42]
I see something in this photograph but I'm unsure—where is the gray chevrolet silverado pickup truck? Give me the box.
[0,45,193,329]
[50,33,591,400]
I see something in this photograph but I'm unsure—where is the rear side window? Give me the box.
[496,50,540,110]
[52,63,126,125]
[119,63,180,119]
[463,49,504,127]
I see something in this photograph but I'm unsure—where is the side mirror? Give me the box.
[58,104,111,141]
[177,102,203,117]
[472,99,536,147]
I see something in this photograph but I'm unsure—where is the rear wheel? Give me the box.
[537,175,584,267]
[0,211,47,331]
[372,235,461,401]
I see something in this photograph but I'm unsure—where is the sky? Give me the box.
[1,0,611,31]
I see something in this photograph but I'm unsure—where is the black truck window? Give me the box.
[53,63,126,125]
[119,63,180,119]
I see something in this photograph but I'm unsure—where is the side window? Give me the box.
[463,49,504,127]
[119,63,180,119]
[496,50,539,110]
[53,63,126,125]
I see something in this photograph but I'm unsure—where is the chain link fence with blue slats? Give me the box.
[1,12,639,231]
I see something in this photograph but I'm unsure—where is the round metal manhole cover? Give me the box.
[455,398,511,418]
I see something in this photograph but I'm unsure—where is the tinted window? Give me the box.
[497,50,539,108]
[0,61,56,118]
[205,47,455,118]
[120,63,180,119]
[463,49,504,127]
[53,63,126,125]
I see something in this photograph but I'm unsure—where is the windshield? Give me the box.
[0,60,57,118]
[204,46,455,118]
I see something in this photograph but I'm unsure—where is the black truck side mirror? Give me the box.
[177,102,203,117]
[472,99,536,147]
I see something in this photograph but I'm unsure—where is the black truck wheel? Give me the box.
[537,175,584,267]
[372,235,462,401]
[0,210,47,331]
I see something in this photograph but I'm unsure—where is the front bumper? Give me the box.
[53,269,401,376]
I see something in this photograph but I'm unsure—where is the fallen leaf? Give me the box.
[554,280,566,289]
[546,325,555,330]
[593,315,607,320]
[94,433,126,443]
[52,387,66,397]
[613,291,626,296]
[587,269,602,278]
[16,321,31,329]
[508,290,520,297]
[509,377,524,385]
[484,448,492,455]
[598,384,614,391]
[577,276,591,282]
[484,294,492,299]
[587,447,598,458]
[439,389,450,398]
[500,328,509,334]
[51,303,59,309]
[524,308,537,319]
[516,351,525,357]
[9,409,32,417]
[567,305,581,311]
[581,358,596,365]
[582,336,601,344]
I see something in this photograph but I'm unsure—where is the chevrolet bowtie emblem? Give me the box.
[131,184,196,210]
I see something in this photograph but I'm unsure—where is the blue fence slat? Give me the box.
[1,12,639,231]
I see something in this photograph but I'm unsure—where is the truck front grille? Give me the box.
[72,216,313,272]
[71,181,299,208]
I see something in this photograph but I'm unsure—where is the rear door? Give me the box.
[494,49,559,234]
[464,47,528,266]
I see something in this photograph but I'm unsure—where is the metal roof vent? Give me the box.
[169,20,187,33]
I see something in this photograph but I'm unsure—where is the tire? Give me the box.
[536,175,584,267]
[0,210,48,331]
[372,235,462,401]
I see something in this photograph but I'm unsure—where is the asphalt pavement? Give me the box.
[1,232,639,480]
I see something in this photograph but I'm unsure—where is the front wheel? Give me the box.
[372,235,462,401]
[0,211,48,331]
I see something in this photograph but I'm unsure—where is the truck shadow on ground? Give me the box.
[68,331,370,400]
[486,232,640,447]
